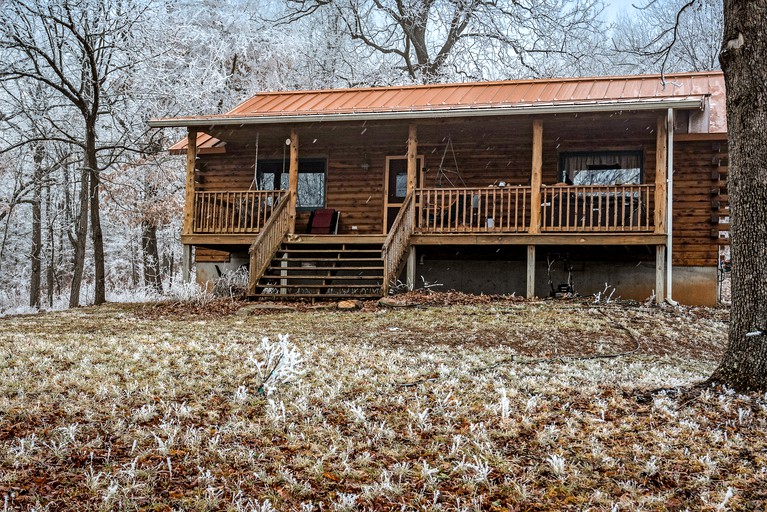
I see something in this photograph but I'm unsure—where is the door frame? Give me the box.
[383,155,424,233]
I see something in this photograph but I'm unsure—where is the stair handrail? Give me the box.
[248,190,293,294]
[382,191,415,295]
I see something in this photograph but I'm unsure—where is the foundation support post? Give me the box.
[527,245,536,299]
[406,246,416,290]
[182,244,192,283]
[656,244,666,303]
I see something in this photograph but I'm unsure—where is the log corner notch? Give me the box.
[183,128,198,236]
[288,128,299,234]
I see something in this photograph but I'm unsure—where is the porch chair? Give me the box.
[307,208,340,234]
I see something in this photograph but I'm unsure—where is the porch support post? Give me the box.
[665,108,675,303]
[182,244,192,283]
[655,244,666,303]
[529,120,543,234]
[288,128,299,234]
[183,128,197,236]
[406,246,416,290]
[526,245,536,299]
[407,124,418,194]
[654,115,668,235]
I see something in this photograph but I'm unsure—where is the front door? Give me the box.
[383,156,423,233]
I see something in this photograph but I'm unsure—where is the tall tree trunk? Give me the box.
[141,221,163,293]
[69,166,89,308]
[90,167,106,304]
[86,123,106,305]
[30,143,44,308]
[45,182,55,308]
[710,0,767,392]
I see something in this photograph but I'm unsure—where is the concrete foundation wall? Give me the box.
[413,253,718,306]
[195,253,249,292]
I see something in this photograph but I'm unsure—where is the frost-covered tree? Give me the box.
[279,0,608,84]
[611,0,722,73]
[0,0,156,306]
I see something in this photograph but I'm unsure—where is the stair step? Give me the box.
[251,293,382,299]
[277,248,382,254]
[272,257,383,263]
[257,283,382,290]
[259,275,382,281]
[266,266,384,272]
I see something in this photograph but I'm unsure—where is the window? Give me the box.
[559,151,643,186]
[257,159,326,209]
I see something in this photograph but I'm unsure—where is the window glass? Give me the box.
[258,171,277,190]
[256,159,326,209]
[297,172,325,208]
[560,152,642,185]
[395,172,408,198]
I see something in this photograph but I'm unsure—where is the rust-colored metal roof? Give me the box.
[159,71,726,153]
[168,131,227,155]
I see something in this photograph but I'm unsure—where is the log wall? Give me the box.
[672,139,729,267]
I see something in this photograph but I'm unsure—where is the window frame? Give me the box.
[558,150,644,186]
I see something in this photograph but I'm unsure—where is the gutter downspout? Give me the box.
[666,108,678,305]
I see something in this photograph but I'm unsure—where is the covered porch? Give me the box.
[175,111,673,300]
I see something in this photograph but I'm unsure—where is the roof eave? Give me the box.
[148,97,706,129]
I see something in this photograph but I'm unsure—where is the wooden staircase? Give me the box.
[249,240,385,299]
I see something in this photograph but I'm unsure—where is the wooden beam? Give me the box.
[655,244,666,302]
[183,129,197,235]
[655,115,668,234]
[529,120,543,234]
[411,233,668,246]
[289,128,299,234]
[673,132,728,142]
[407,124,418,195]
[526,245,536,299]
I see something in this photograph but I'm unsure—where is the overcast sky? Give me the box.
[604,0,643,20]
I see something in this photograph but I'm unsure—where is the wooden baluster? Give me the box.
[491,188,497,231]
[647,186,651,230]
[205,193,211,233]
[439,189,445,232]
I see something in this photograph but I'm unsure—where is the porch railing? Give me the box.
[416,186,531,233]
[382,191,415,294]
[540,184,655,232]
[194,189,285,234]
[248,190,293,294]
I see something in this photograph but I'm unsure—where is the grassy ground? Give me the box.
[0,295,763,511]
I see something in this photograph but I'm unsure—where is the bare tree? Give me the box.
[0,0,150,306]
[280,0,607,83]
[708,0,767,392]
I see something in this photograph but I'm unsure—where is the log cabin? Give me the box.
[149,71,729,305]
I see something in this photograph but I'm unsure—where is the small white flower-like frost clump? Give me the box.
[248,334,304,396]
